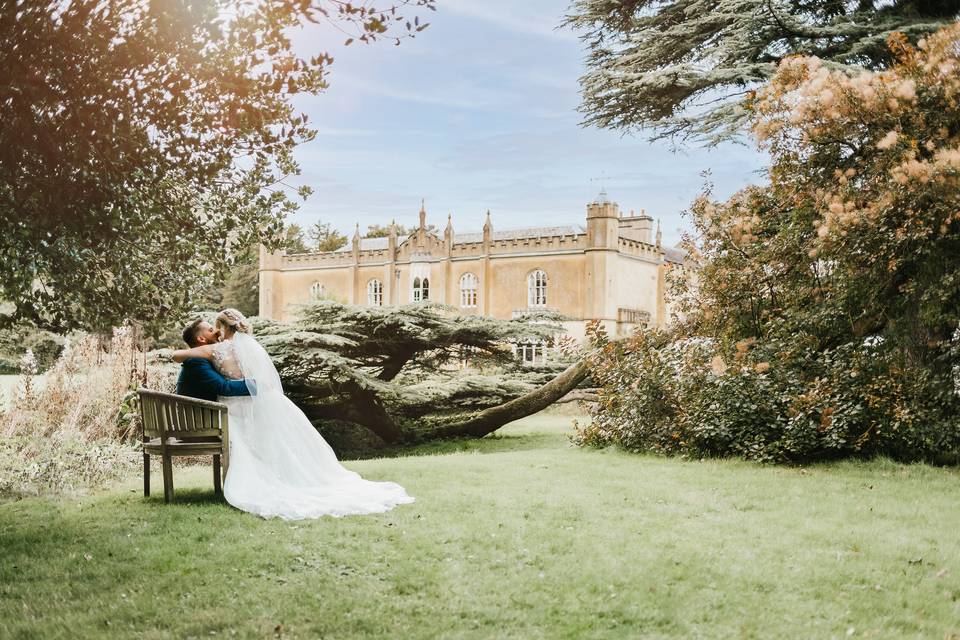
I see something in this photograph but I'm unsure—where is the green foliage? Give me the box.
[0,0,433,333]
[308,221,348,252]
[281,224,312,255]
[579,327,960,463]
[256,301,574,445]
[580,27,960,463]
[0,324,64,373]
[564,0,958,143]
[365,223,436,237]
[0,435,138,499]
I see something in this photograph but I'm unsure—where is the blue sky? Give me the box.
[285,0,767,247]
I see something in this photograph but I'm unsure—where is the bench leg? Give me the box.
[213,454,222,496]
[143,453,150,497]
[162,454,174,504]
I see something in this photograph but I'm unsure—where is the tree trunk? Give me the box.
[299,383,405,444]
[423,358,590,440]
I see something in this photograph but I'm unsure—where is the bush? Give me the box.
[577,324,960,464]
[0,326,177,497]
[0,324,65,373]
[577,26,960,464]
[0,435,139,499]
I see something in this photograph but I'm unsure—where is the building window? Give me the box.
[310,282,325,299]
[515,341,547,366]
[527,269,547,307]
[413,277,430,302]
[367,279,383,306]
[459,273,478,308]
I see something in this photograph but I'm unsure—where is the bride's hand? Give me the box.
[152,348,175,363]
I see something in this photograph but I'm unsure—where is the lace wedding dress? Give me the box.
[210,333,414,519]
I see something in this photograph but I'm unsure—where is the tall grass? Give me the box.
[0,327,177,498]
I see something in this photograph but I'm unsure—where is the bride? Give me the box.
[171,308,414,519]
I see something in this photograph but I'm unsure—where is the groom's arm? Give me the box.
[182,359,256,397]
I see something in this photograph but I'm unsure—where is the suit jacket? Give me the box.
[175,358,252,402]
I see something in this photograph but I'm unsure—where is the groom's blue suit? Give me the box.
[175,358,253,402]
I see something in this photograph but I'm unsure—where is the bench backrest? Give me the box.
[137,388,228,441]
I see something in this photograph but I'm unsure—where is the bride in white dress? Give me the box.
[172,308,414,520]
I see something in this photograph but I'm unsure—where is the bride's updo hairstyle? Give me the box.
[216,308,252,337]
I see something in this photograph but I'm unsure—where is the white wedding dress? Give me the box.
[210,332,414,519]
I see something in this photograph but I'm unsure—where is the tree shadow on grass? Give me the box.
[141,486,228,507]
[348,430,569,461]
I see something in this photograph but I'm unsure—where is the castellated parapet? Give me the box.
[258,194,688,342]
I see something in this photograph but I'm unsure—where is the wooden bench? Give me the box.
[137,388,230,503]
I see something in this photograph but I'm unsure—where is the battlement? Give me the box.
[271,194,671,266]
[617,236,662,262]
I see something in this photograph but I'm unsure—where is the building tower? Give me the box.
[585,189,620,332]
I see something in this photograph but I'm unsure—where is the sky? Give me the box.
[284,0,768,247]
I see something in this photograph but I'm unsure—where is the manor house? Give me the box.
[258,192,687,352]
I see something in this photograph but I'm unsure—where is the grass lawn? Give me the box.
[2,411,959,639]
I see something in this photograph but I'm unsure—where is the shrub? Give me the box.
[0,324,65,373]
[578,25,960,464]
[0,326,177,498]
[577,324,960,464]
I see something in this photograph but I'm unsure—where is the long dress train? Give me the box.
[212,332,414,519]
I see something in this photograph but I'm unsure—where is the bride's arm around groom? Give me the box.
[169,318,257,402]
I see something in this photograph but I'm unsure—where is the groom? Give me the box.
[175,319,257,401]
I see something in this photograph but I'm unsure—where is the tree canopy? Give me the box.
[564,0,959,144]
[0,0,433,333]
[308,221,348,252]
[579,26,960,462]
[254,301,587,446]
[364,222,436,238]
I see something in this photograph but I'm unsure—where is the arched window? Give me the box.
[367,279,383,306]
[459,273,478,308]
[310,282,325,299]
[527,270,547,307]
[412,277,430,302]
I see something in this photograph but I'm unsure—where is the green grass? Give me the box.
[2,411,959,639]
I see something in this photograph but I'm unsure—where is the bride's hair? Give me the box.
[216,308,252,335]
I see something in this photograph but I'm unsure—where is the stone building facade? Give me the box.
[258,193,687,346]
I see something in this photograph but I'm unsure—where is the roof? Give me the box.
[663,246,688,263]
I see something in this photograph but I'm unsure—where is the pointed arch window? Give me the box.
[459,273,478,308]
[310,282,325,299]
[367,279,383,306]
[413,277,430,302]
[527,270,547,307]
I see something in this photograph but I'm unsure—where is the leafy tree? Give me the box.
[564,0,958,143]
[219,259,260,319]
[364,223,436,238]
[365,223,407,237]
[216,223,313,316]
[0,0,433,333]
[256,301,588,445]
[579,27,960,463]
[281,224,311,255]
[308,221,348,252]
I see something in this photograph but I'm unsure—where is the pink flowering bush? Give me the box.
[578,25,960,463]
